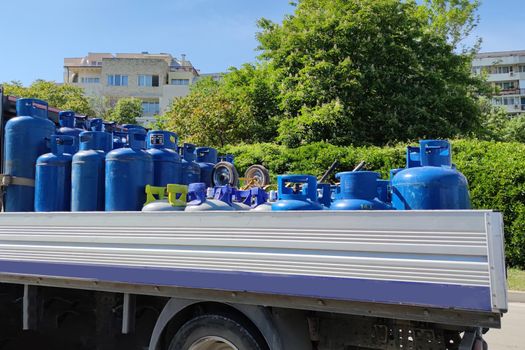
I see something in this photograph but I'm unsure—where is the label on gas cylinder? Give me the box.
[150,134,164,146]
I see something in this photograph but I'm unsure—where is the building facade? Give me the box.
[473,51,525,114]
[64,52,199,124]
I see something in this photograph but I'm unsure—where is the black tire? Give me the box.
[244,165,270,187]
[212,162,240,187]
[168,314,265,350]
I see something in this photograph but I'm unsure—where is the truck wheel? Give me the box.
[168,314,266,350]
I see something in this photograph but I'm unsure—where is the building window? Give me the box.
[472,66,482,75]
[171,79,190,85]
[519,66,525,73]
[107,75,128,86]
[495,81,517,91]
[81,77,100,84]
[142,101,160,115]
[502,97,518,106]
[493,66,512,74]
[138,75,159,87]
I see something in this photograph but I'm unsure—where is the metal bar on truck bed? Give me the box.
[23,284,37,330]
[122,293,136,334]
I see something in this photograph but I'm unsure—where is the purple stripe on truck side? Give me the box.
[0,260,492,311]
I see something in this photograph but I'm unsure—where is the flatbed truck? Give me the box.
[0,88,508,350]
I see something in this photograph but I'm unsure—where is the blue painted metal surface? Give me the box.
[105,129,153,211]
[102,122,116,133]
[0,260,493,312]
[185,183,234,211]
[74,116,89,130]
[4,99,56,212]
[34,135,74,212]
[88,118,103,131]
[146,131,182,186]
[392,140,471,210]
[71,131,113,211]
[180,143,201,185]
[376,180,391,205]
[332,172,390,210]
[102,122,127,149]
[122,124,146,131]
[196,147,217,187]
[317,183,332,208]
[272,175,323,211]
[112,131,127,149]
[57,111,82,154]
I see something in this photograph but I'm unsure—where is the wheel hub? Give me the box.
[189,336,239,350]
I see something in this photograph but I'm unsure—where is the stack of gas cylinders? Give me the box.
[2,98,471,213]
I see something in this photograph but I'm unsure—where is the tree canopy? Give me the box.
[2,80,94,115]
[159,0,487,147]
[160,65,279,147]
[257,0,485,146]
[109,97,143,125]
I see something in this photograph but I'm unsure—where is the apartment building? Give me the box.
[64,52,199,124]
[473,50,525,114]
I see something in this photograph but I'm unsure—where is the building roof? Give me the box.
[64,52,195,70]
[475,50,525,59]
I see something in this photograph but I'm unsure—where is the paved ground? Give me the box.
[484,302,524,349]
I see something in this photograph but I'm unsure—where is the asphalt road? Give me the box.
[484,302,524,350]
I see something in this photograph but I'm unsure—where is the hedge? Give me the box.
[222,140,525,268]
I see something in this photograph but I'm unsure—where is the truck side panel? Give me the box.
[0,211,506,314]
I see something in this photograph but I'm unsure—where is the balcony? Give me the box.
[487,72,525,82]
[496,88,525,96]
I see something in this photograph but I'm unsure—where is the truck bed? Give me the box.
[0,210,507,328]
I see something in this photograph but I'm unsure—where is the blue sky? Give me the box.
[0,0,523,85]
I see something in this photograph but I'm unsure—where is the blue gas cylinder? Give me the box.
[196,147,218,187]
[332,171,390,210]
[102,122,126,149]
[185,183,234,211]
[272,175,324,211]
[112,131,127,149]
[376,179,391,205]
[105,129,153,211]
[317,183,332,208]
[74,116,89,130]
[103,122,116,133]
[88,118,103,131]
[34,135,74,212]
[391,140,471,210]
[57,111,83,154]
[122,124,146,131]
[146,131,182,186]
[181,143,201,185]
[71,131,113,211]
[3,99,56,212]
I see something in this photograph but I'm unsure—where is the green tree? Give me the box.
[504,116,525,143]
[2,80,94,115]
[88,96,113,120]
[257,0,486,146]
[221,64,280,142]
[163,78,248,147]
[109,98,143,125]
[162,67,279,146]
[421,0,481,49]
[475,97,510,141]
